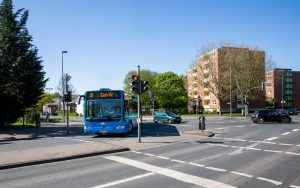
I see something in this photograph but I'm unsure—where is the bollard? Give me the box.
[198,116,206,132]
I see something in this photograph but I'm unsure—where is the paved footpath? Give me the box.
[0,122,207,170]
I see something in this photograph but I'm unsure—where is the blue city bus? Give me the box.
[79,89,138,134]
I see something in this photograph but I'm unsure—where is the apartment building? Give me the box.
[188,47,265,113]
[265,68,300,109]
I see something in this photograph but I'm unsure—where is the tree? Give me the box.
[0,0,47,126]
[55,74,77,96]
[153,72,188,112]
[223,46,265,117]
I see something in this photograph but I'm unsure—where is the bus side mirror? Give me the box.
[77,95,85,105]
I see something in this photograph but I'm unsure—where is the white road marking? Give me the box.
[290,185,300,188]
[265,137,279,141]
[262,141,276,144]
[104,156,237,188]
[249,140,261,143]
[157,156,170,160]
[245,147,261,151]
[292,129,299,132]
[171,159,187,164]
[230,146,244,149]
[281,132,291,136]
[131,151,142,154]
[205,166,227,172]
[264,150,282,153]
[215,144,229,147]
[236,125,246,128]
[144,153,155,157]
[217,127,229,130]
[233,138,247,142]
[54,137,93,143]
[189,162,205,167]
[286,152,300,156]
[90,172,155,188]
[231,171,253,178]
[257,177,282,185]
[278,143,293,146]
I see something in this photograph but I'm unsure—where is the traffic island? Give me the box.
[182,131,215,137]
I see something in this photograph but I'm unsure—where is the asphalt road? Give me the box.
[1,116,300,188]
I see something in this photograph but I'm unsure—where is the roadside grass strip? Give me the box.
[129,150,298,187]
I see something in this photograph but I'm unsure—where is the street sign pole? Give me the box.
[137,65,141,143]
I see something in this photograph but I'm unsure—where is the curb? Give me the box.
[182,131,215,137]
[0,147,129,170]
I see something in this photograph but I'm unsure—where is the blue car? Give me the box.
[153,111,182,124]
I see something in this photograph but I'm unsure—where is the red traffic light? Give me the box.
[132,75,139,81]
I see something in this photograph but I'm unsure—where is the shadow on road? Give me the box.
[1,122,181,142]
[0,124,83,142]
[94,122,180,138]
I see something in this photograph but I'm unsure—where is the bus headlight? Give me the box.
[116,125,125,129]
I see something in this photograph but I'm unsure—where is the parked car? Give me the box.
[276,109,288,115]
[252,110,291,123]
[287,108,298,115]
[153,111,182,124]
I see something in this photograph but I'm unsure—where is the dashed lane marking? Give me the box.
[157,155,170,160]
[104,155,237,188]
[213,137,298,147]
[290,185,300,188]
[286,152,300,156]
[235,125,246,128]
[90,172,155,188]
[231,171,253,178]
[171,159,187,163]
[257,177,282,186]
[262,141,276,144]
[217,127,229,130]
[265,137,279,141]
[292,129,299,132]
[188,162,205,167]
[263,150,282,153]
[281,132,291,136]
[278,143,293,146]
[205,167,227,172]
[54,137,93,143]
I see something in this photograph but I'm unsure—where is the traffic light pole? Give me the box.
[137,65,141,143]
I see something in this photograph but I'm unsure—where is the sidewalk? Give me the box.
[0,122,209,170]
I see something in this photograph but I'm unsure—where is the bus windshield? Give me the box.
[86,99,122,122]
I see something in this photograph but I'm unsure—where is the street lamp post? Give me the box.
[62,51,68,122]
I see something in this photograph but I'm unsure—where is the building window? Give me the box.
[204,100,210,105]
[212,100,217,105]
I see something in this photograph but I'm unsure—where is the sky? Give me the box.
[13,0,300,94]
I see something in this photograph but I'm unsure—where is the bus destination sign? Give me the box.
[86,91,121,99]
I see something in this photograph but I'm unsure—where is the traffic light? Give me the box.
[64,91,72,102]
[140,80,149,93]
[131,75,140,94]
